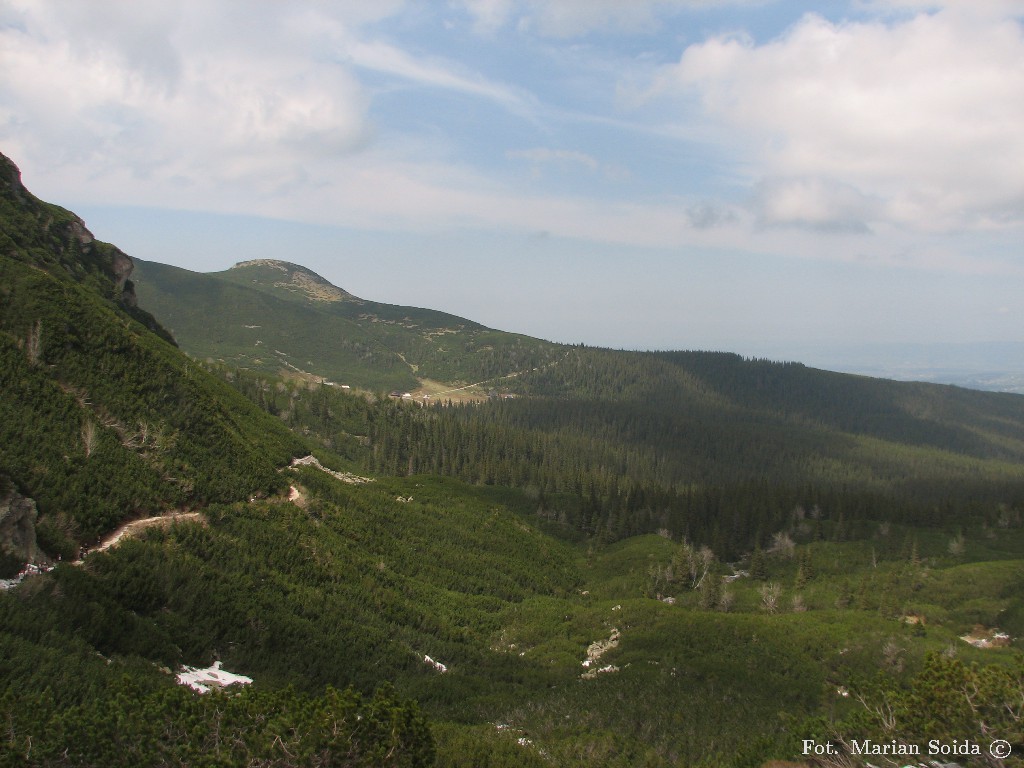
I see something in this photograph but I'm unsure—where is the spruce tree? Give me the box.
[750,546,767,581]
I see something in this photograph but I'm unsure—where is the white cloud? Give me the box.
[752,177,881,232]
[2,0,1021,284]
[0,0,543,206]
[459,0,517,34]
[0,1,378,192]
[653,8,1024,233]
[342,37,534,116]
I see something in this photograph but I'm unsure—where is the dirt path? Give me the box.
[72,456,367,564]
[75,511,204,564]
[421,350,572,399]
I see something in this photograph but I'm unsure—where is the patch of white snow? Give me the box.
[176,661,252,693]
[423,655,448,673]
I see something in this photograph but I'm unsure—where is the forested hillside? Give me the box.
[0,154,308,553]
[2,150,1022,767]
[212,342,1024,560]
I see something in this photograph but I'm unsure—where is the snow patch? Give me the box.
[960,627,1012,649]
[176,661,252,693]
[423,655,448,674]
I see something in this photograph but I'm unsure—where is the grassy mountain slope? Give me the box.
[518,347,1024,462]
[132,258,564,392]
[132,258,419,391]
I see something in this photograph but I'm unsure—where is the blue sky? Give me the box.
[2,0,1023,366]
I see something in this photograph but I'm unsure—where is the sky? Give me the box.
[1,0,1023,370]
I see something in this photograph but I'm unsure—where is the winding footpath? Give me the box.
[6,455,367,577]
[74,511,204,564]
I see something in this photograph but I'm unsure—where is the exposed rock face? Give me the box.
[0,481,44,565]
[111,247,134,289]
[121,278,139,308]
[67,218,95,246]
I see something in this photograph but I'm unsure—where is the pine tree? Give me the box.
[795,548,814,589]
[750,546,767,580]
[910,538,921,568]
[698,574,720,610]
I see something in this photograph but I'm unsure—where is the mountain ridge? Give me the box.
[133,256,563,393]
[228,258,362,303]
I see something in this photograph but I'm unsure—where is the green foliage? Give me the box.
[132,258,565,391]
[806,652,1024,766]
[0,678,433,767]
[0,256,305,544]
[3,151,1024,767]
[220,364,1024,560]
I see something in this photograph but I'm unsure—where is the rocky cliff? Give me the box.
[0,478,44,568]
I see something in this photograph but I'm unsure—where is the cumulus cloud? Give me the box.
[0,0,548,211]
[2,0,1020,282]
[0,1,382,194]
[654,7,1024,233]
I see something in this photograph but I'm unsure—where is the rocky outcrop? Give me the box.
[0,480,44,565]
[66,218,94,246]
[111,246,134,289]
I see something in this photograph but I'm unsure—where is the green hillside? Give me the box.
[0,154,310,552]
[2,150,1022,767]
[210,344,1024,561]
[132,258,564,393]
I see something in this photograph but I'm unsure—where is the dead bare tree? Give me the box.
[81,418,97,458]
[760,582,782,614]
[25,320,42,366]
